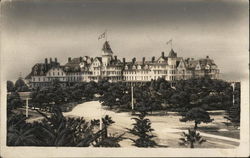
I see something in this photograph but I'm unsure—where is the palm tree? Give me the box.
[7,114,38,146]
[180,107,213,130]
[127,110,157,147]
[179,128,206,148]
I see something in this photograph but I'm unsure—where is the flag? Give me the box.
[166,39,172,45]
[98,32,106,40]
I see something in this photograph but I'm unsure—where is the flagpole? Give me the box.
[105,29,108,41]
[232,82,235,106]
[171,39,173,49]
[131,85,134,110]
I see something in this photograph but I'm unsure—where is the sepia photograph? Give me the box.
[0,0,249,157]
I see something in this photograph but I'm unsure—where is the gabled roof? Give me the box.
[25,62,60,78]
[156,56,168,63]
[108,58,123,66]
[185,57,218,70]
[95,57,102,63]
[64,57,92,72]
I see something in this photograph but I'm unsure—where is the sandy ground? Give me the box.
[63,101,240,148]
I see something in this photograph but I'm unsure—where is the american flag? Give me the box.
[166,39,172,45]
[98,32,106,40]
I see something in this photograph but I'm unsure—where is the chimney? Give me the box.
[114,56,117,61]
[132,57,136,64]
[152,56,155,63]
[50,58,52,64]
[55,58,57,63]
[68,57,71,62]
[142,57,145,65]
[45,58,48,64]
[80,57,83,62]
[123,58,126,64]
[161,52,165,57]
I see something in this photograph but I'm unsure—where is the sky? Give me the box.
[1,0,249,81]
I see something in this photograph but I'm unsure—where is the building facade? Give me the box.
[25,41,220,88]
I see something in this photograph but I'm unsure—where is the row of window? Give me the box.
[68,76,81,81]
[49,72,64,76]
[169,76,176,81]
[103,71,122,75]
[123,71,150,75]
[153,70,168,74]
[124,76,150,81]
[169,70,176,75]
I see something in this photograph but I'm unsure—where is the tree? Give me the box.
[92,115,125,147]
[7,122,38,146]
[7,80,15,92]
[83,81,98,100]
[7,92,23,114]
[99,82,128,109]
[172,78,232,112]
[180,107,213,129]
[7,112,39,146]
[7,106,124,147]
[93,133,124,147]
[179,128,206,148]
[127,110,157,147]
[15,78,29,92]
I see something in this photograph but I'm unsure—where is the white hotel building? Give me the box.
[25,41,220,88]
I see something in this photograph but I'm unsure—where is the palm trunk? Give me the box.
[194,121,198,130]
[190,142,194,148]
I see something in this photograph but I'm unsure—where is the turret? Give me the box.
[102,41,113,66]
[168,49,177,66]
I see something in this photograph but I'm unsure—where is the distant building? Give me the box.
[25,41,220,88]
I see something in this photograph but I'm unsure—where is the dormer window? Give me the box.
[125,65,128,70]
[138,65,141,69]
[205,65,210,70]
[195,64,201,70]
[132,65,136,69]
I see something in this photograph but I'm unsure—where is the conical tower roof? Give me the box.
[102,41,113,54]
[168,49,177,58]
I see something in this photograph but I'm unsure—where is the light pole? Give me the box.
[131,86,134,110]
[49,101,55,112]
[26,98,31,118]
[232,82,235,106]
[100,106,103,130]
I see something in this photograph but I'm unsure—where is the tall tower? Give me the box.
[168,49,177,81]
[168,49,177,65]
[102,41,113,66]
